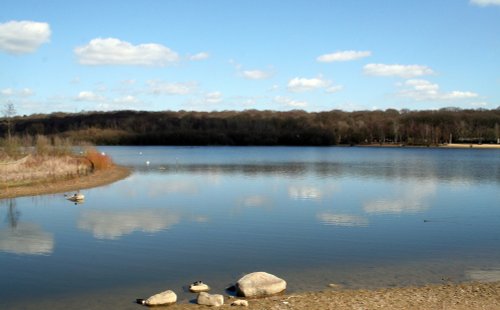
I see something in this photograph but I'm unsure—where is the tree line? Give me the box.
[1,108,499,146]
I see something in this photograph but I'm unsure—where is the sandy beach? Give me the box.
[360,143,500,149]
[441,143,500,149]
[162,281,500,310]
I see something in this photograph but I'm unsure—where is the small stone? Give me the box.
[231,299,249,306]
[143,290,177,306]
[198,292,224,307]
[328,283,343,289]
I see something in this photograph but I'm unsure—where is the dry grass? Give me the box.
[0,155,91,188]
[0,137,130,199]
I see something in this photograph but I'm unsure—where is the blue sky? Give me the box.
[1,0,499,115]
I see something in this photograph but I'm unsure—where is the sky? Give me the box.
[0,0,499,116]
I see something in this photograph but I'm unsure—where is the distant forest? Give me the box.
[2,108,500,146]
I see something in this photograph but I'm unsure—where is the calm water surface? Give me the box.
[0,147,499,309]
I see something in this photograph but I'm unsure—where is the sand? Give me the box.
[164,281,500,310]
[0,164,130,199]
[441,143,500,149]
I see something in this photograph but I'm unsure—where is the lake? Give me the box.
[0,146,499,309]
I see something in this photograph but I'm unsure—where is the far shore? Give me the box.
[0,164,130,199]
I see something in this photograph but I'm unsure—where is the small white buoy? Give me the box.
[146,161,150,166]
[139,152,143,155]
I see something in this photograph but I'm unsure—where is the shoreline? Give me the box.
[164,281,500,309]
[359,143,500,149]
[0,164,131,199]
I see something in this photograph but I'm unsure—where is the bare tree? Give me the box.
[2,101,16,140]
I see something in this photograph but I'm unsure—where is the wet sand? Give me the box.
[0,165,130,199]
[166,281,500,310]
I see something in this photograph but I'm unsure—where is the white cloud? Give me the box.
[113,95,139,104]
[470,0,500,6]
[74,38,179,66]
[230,60,274,80]
[205,91,223,103]
[268,85,280,91]
[75,91,105,102]
[1,87,34,97]
[398,79,479,101]
[0,20,51,54]
[287,76,331,92]
[442,91,479,100]
[470,101,489,107]
[317,50,371,62]
[274,96,308,108]
[189,51,210,61]
[326,85,344,93]
[242,69,273,80]
[364,63,434,78]
[147,80,197,95]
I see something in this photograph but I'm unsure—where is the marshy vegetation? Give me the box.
[0,135,113,189]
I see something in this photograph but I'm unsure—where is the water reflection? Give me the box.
[3,199,20,228]
[2,147,499,309]
[363,181,436,214]
[78,209,180,240]
[317,212,369,227]
[127,159,500,185]
[239,195,271,208]
[288,186,322,201]
[0,199,54,255]
[0,222,54,255]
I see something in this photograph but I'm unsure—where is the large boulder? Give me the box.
[197,292,224,306]
[236,272,286,297]
[143,290,177,306]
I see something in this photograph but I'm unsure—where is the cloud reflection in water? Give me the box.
[78,209,180,240]
[317,212,369,227]
[288,186,323,201]
[0,223,54,255]
[363,181,436,214]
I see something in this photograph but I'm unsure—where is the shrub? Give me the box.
[84,148,113,170]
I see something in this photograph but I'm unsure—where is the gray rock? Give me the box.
[144,290,177,306]
[236,271,286,297]
[197,292,224,307]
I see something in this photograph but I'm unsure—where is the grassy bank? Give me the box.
[0,136,130,199]
[0,164,130,199]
